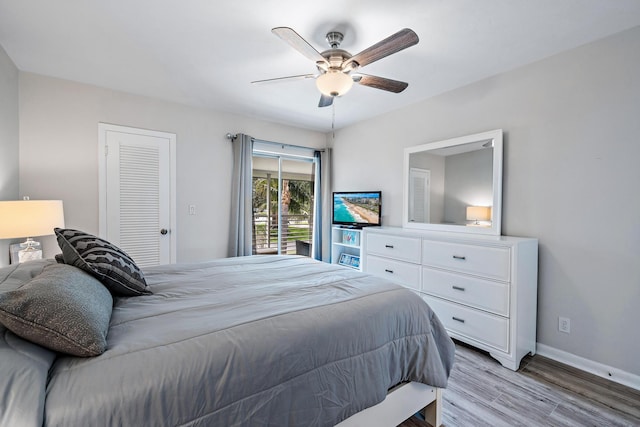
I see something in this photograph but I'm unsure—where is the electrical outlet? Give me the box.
[559,317,571,333]
[188,204,196,215]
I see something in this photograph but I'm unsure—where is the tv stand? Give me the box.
[331,226,362,270]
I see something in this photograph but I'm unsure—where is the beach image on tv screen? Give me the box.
[334,193,380,224]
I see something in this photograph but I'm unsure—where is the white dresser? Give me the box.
[362,227,538,371]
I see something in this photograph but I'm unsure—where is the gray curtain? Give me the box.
[228,134,253,257]
[311,148,331,261]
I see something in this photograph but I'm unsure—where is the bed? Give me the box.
[0,253,455,427]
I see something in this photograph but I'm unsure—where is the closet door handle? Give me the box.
[385,244,394,249]
[384,269,394,274]
[452,317,465,323]
[452,286,466,292]
[452,255,466,260]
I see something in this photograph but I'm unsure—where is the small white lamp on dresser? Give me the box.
[362,129,539,371]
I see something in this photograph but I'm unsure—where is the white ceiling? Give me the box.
[1,0,640,132]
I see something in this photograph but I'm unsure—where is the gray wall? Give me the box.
[0,45,19,265]
[18,73,327,262]
[332,27,640,375]
[443,149,493,225]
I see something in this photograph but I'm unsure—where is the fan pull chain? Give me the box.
[332,101,336,139]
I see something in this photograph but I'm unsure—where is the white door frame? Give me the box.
[98,123,177,263]
[408,167,430,224]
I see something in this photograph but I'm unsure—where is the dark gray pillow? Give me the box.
[54,228,151,296]
[0,264,113,357]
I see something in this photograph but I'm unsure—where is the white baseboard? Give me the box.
[536,343,640,391]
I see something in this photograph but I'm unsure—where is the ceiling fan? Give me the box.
[252,27,419,108]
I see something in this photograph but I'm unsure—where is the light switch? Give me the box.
[188,204,196,215]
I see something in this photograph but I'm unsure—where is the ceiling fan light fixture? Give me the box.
[316,71,353,97]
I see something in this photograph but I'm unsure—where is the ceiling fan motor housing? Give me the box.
[322,31,358,72]
[318,49,353,71]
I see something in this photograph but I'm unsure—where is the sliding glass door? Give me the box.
[252,154,316,255]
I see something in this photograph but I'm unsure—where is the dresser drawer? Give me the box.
[422,240,510,281]
[366,233,421,264]
[365,255,421,291]
[422,268,509,316]
[423,295,509,352]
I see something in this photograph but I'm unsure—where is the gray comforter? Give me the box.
[1,256,454,427]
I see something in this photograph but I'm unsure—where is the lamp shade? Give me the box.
[466,206,491,222]
[316,71,353,97]
[0,200,65,239]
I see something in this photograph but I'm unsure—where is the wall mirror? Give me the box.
[403,129,503,235]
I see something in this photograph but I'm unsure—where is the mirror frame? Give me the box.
[402,129,503,235]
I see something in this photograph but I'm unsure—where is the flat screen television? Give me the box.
[332,191,382,228]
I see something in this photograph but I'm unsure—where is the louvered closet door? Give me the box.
[105,130,172,268]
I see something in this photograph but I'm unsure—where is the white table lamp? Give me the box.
[0,200,65,263]
[466,206,492,226]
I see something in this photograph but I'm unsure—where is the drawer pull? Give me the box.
[452,255,466,260]
[384,269,394,274]
[452,317,466,323]
[452,286,466,292]
[385,244,394,249]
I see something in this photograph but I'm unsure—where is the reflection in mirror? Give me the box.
[403,129,503,235]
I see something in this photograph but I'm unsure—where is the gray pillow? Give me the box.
[0,259,54,293]
[0,264,113,357]
[55,228,151,296]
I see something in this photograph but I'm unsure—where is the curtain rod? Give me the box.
[226,133,324,152]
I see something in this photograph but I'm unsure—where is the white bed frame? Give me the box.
[336,382,442,427]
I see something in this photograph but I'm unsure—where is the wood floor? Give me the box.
[399,341,640,427]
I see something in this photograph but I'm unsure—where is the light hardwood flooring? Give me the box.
[399,341,640,427]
